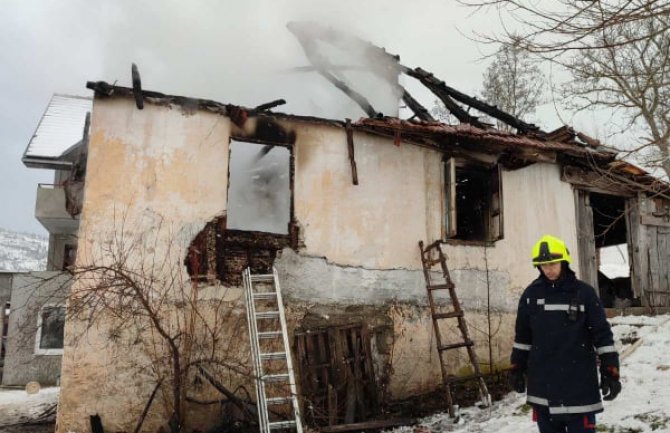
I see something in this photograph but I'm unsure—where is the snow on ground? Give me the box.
[0,317,668,432]
[392,315,670,433]
[599,245,629,279]
[0,386,58,427]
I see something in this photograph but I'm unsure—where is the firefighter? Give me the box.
[510,235,622,433]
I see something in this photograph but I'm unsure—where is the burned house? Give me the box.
[21,26,670,433]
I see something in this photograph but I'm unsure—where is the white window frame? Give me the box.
[34,304,65,356]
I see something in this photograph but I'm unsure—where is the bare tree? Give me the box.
[461,0,670,54]
[65,218,252,433]
[564,16,670,177]
[462,0,670,178]
[481,41,545,131]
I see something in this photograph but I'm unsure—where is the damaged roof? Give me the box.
[85,80,614,161]
[86,78,670,199]
[23,94,92,169]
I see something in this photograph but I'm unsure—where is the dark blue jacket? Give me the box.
[511,266,619,415]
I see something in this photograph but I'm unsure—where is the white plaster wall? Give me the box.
[57,97,233,433]
[293,124,443,270]
[442,162,580,302]
[292,127,579,308]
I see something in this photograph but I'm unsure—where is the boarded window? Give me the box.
[227,141,291,234]
[36,306,65,354]
[445,158,503,242]
[294,325,378,427]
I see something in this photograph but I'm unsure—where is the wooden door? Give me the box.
[575,189,598,288]
[634,195,670,307]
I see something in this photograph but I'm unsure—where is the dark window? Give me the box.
[63,244,77,270]
[38,307,65,350]
[445,158,503,242]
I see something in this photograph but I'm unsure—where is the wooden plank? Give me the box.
[575,190,597,288]
[626,197,644,299]
[641,215,670,228]
[649,226,661,306]
[345,119,359,186]
[562,166,635,196]
[359,326,379,412]
[350,329,365,420]
[318,332,331,396]
[445,158,457,238]
[659,230,670,307]
[327,384,337,426]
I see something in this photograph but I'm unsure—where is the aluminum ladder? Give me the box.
[418,240,491,418]
[243,267,303,433]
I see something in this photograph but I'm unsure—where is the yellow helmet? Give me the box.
[531,235,572,266]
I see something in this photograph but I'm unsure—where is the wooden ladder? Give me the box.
[418,240,490,418]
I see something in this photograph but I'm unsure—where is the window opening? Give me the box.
[445,158,503,242]
[227,141,291,234]
[35,306,65,355]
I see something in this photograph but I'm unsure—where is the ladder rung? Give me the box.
[266,396,293,406]
[250,274,275,281]
[253,292,278,300]
[260,352,287,360]
[428,283,455,291]
[269,421,297,430]
[256,311,280,319]
[258,331,283,339]
[434,311,463,319]
[438,341,474,351]
[426,258,442,267]
[263,373,290,382]
[447,373,485,383]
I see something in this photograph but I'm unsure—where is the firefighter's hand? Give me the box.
[509,366,526,393]
[600,366,621,401]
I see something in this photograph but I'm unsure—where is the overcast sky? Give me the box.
[0,0,578,235]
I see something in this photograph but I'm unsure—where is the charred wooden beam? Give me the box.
[316,67,380,118]
[196,365,258,421]
[404,67,541,133]
[345,119,359,185]
[401,89,435,122]
[255,99,287,111]
[403,68,484,127]
[131,63,144,110]
[133,379,163,433]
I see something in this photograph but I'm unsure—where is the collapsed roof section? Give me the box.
[287,21,541,134]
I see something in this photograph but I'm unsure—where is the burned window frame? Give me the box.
[226,138,293,236]
[34,305,65,355]
[444,157,504,243]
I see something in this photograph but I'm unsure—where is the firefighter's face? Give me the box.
[540,262,562,281]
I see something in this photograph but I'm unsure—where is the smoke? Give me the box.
[1,0,509,233]
[286,21,404,118]
[227,142,291,234]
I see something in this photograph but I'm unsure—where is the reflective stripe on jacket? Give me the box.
[511,267,619,415]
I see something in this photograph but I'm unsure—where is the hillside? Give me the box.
[0,228,48,272]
